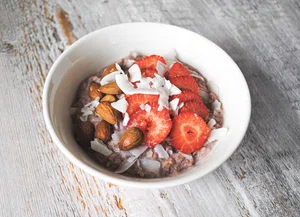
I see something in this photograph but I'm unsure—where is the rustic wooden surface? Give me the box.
[1,0,300,216]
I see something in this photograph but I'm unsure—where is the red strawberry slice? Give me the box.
[180,100,209,120]
[169,76,200,94]
[167,62,191,79]
[126,94,159,116]
[170,111,210,154]
[127,103,172,147]
[135,55,166,78]
[170,90,202,104]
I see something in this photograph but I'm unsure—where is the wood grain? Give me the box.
[0,0,300,216]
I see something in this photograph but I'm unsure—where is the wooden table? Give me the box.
[1,0,300,216]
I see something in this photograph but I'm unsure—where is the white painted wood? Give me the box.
[1,0,300,216]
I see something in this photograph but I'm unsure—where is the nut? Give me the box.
[95,120,112,142]
[100,94,116,102]
[119,127,144,151]
[99,82,122,95]
[74,121,95,149]
[101,63,118,79]
[95,101,119,124]
[89,81,103,100]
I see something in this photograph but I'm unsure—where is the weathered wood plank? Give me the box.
[0,0,300,216]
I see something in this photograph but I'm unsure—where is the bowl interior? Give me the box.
[43,23,251,188]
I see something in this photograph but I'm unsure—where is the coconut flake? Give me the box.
[158,92,169,109]
[91,139,112,156]
[170,98,179,111]
[139,104,146,110]
[111,97,128,113]
[156,61,168,77]
[124,59,135,68]
[207,128,228,142]
[115,63,123,73]
[154,144,169,159]
[179,152,193,160]
[139,158,161,174]
[111,130,126,144]
[115,74,135,94]
[80,97,100,121]
[133,88,159,95]
[212,100,221,110]
[115,156,137,174]
[129,144,148,157]
[122,112,130,126]
[169,84,181,95]
[100,71,121,85]
[144,104,151,113]
[145,149,153,158]
[178,102,184,108]
[207,119,216,129]
[158,104,164,111]
[128,64,142,82]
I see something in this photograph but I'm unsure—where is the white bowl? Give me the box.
[43,23,251,188]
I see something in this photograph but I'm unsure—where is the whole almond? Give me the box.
[101,94,116,102]
[95,120,112,142]
[95,102,119,124]
[119,127,144,151]
[101,63,118,79]
[99,82,122,95]
[74,121,95,149]
[89,81,103,100]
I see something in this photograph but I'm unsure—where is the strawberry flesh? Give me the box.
[167,62,191,79]
[180,100,209,120]
[170,111,210,154]
[169,76,200,94]
[127,103,172,147]
[135,55,166,78]
[126,94,159,116]
[170,90,202,104]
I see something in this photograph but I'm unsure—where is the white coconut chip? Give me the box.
[158,104,164,111]
[133,88,159,95]
[158,92,169,109]
[212,100,221,110]
[144,104,151,113]
[129,144,148,157]
[145,149,153,158]
[169,84,181,95]
[154,144,169,159]
[80,97,100,121]
[139,158,161,174]
[115,63,123,73]
[136,77,152,89]
[124,59,135,68]
[179,152,193,160]
[115,73,135,94]
[100,71,121,85]
[207,128,228,142]
[111,130,126,144]
[140,104,146,110]
[128,64,142,82]
[164,79,172,90]
[156,61,168,77]
[207,118,217,129]
[120,151,133,158]
[178,102,184,108]
[91,139,112,156]
[170,98,179,112]
[122,112,130,126]
[111,97,128,113]
[115,156,137,174]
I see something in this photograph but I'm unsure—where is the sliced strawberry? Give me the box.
[167,62,191,79]
[180,100,209,120]
[127,103,172,147]
[170,90,202,104]
[135,55,166,78]
[170,112,210,154]
[169,76,200,94]
[126,94,159,116]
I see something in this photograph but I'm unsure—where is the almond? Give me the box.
[100,94,116,102]
[119,127,144,151]
[101,63,118,79]
[89,81,103,100]
[95,101,119,124]
[95,120,112,142]
[99,82,122,95]
[74,121,95,149]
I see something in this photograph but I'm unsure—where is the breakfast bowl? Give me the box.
[43,22,251,188]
